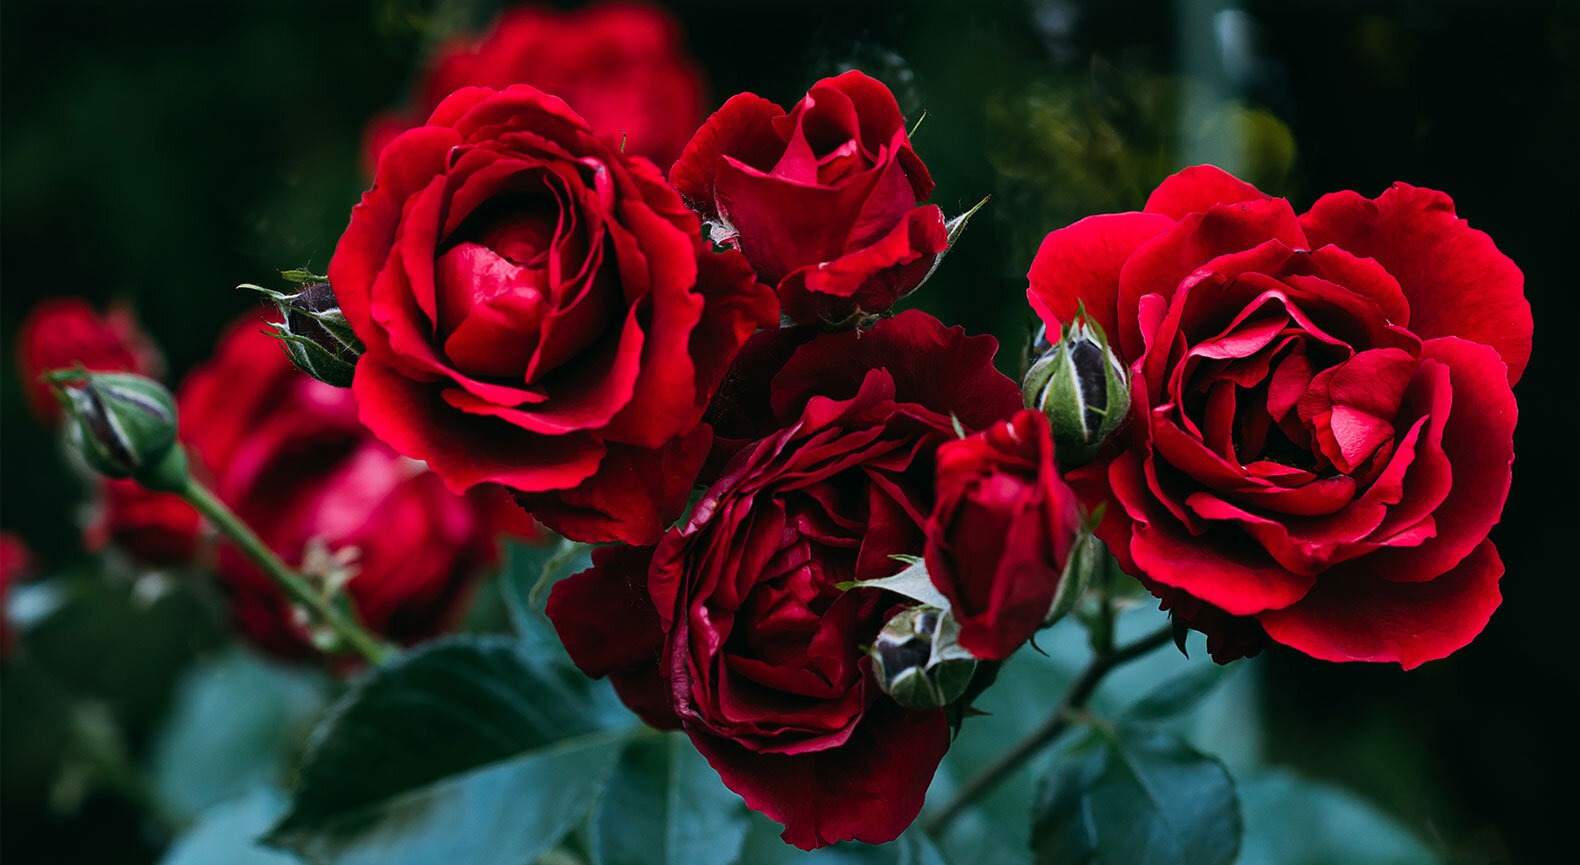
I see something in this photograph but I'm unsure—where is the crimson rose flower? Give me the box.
[670,71,947,325]
[925,409,1082,660]
[1028,165,1531,667]
[93,319,502,659]
[547,311,1022,848]
[14,297,163,423]
[334,84,778,545]
[364,1,704,173]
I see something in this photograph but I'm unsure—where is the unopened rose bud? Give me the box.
[1023,312,1130,465]
[870,606,976,710]
[245,278,363,387]
[51,371,188,492]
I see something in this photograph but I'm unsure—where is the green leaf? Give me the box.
[1120,664,1232,724]
[147,649,328,820]
[17,572,224,731]
[265,635,632,865]
[279,267,328,283]
[837,559,949,610]
[943,196,990,249]
[912,196,991,294]
[589,732,749,865]
[1030,727,1241,865]
[159,788,299,865]
[1236,770,1444,865]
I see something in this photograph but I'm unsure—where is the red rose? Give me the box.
[547,311,1022,848]
[669,71,948,325]
[925,409,1082,660]
[13,297,163,423]
[86,479,202,567]
[94,319,502,659]
[1027,165,1531,667]
[364,1,705,173]
[334,85,778,545]
[1,532,34,656]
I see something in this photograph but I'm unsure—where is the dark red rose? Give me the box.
[548,311,1022,848]
[364,1,705,174]
[925,409,1082,660]
[14,297,163,423]
[334,85,778,545]
[669,71,948,325]
[1028,165,1530,667]
[93,319,504,659]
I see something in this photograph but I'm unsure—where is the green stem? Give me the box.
[180,478,392,665]
[924,623,1175,836]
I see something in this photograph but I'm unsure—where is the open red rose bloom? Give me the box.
[549,311,1022,848]
[669,71,947,325]
[334,84,777,546]
[1030,166,1531,668]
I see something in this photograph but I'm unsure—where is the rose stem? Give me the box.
[923,623,1175,835]
[180,477,393,665]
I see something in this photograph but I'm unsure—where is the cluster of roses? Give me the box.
[11,0,1529,851]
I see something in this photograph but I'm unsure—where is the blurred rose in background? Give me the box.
[13,298,164,423]
[363,0,705,174]
[18,304,516,660]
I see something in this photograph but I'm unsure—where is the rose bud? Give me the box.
[1023,310,1130,465]
[52,371,188,492]
[925,410,1084,660]
[870,606,977,710]
[247,280,363,387]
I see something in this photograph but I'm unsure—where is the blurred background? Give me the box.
[2,0,1575,862]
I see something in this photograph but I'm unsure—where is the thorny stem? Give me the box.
[180,478,392,665]
[924,623,1176,835]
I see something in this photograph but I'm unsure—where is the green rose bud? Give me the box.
[245,277,362,388]
[871,606,977,710]
[51,371,188,492]
[1023,309,1130,465]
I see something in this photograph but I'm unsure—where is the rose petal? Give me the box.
[352,359,605,493]
[1143,164,1271,219]
[1300,183,1531,384]
[1026,211,1175,362]
[546,544,679,729]
[687,700,949,849]
[1258,539,1503,669]
[519,426,712,545]
[668,92,786,217]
